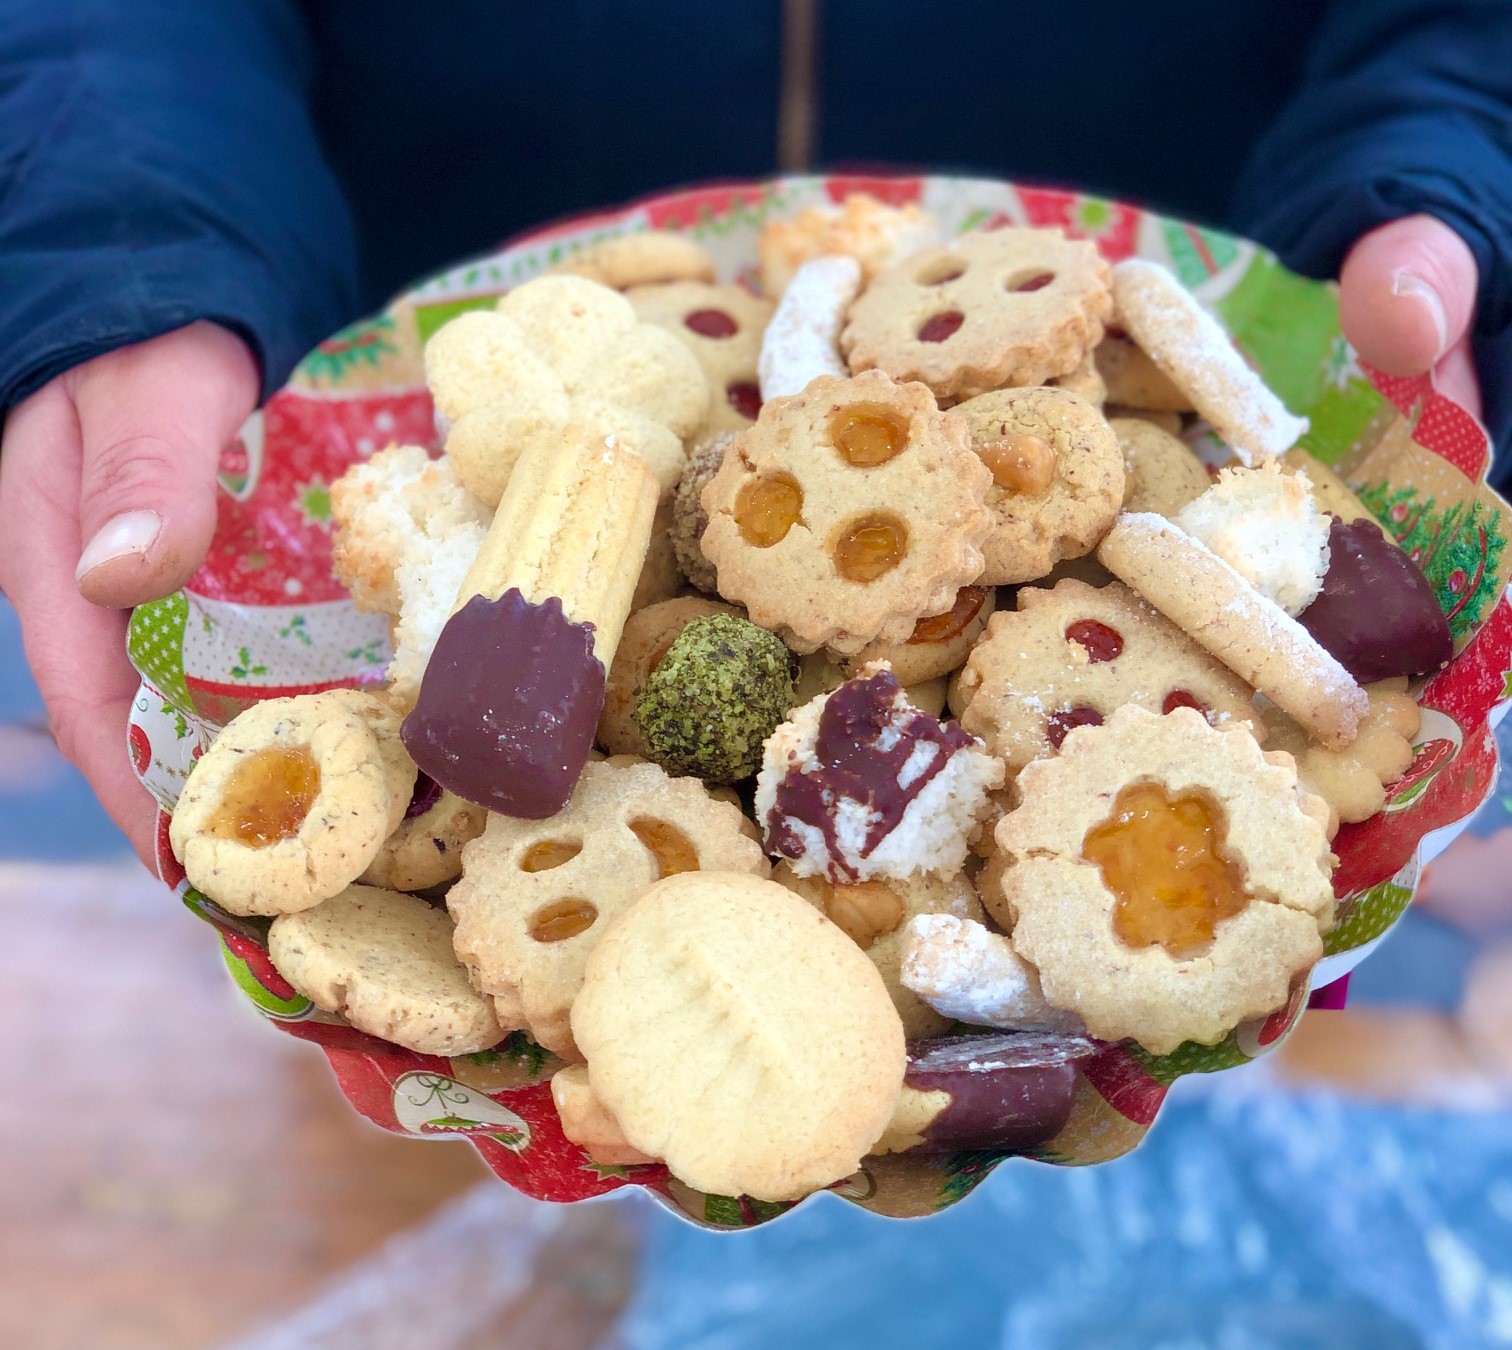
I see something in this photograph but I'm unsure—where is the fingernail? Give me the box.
[1392,270,1449,362]
[76,509,163,584]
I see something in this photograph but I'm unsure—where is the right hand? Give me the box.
[0,322,259,869]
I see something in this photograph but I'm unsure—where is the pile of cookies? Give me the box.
[170,195,1456,1204]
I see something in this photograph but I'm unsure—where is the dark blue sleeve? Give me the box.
[0,0,360,409]
[1231,0,1512,474]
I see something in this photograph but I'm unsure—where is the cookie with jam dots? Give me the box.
[828,585,995,686]
[951,385,1125,586]
[700,370,993,655]
[170,690,416,918]
[268,883,504,1056]
[841,227,1114,402]
[628,281,774,436]
[955,577,1262,774]
[445,757,768,1061]
[996,704,1335,1055]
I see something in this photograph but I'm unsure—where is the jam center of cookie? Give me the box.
[520,838,582,872]
[829,405,910,468]
[209,745,320,848]
[628,817,700,878]
[823,880,906,949]
[834,514,908,582]
[909,587,988,645]
[917,311,964,343]
[529,898,598,943]
[1083,783,1248,957]
[1065,619,1123,662]
[978,433,1054,496]
[1046,706,1103,749]
[684,308,737,338]
[1162,690,1210,717]
[726,380,762,421]
[735,474,803,547]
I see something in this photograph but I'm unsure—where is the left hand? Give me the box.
[1338,214,1481,417]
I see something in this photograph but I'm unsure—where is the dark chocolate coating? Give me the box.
[1298,517,1452,683]
[902,1032,1098,1154]
[400,589,604,819]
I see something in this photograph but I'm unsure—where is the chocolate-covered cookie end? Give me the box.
[402,589,605,818]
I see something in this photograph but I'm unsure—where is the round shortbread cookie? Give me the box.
[1111,260,1308,465]
[996,705,1336,1055]
[1093,333,1192,412]
[269,884,503,1056]
[571,871,907,1201]
[549,232,716,291]
[170,691,408,917]
[1097,512,1369,748]
[829,584,995,685]
[952,386,1125,585]
[361,780,487,892]
[1112,416,1211,517]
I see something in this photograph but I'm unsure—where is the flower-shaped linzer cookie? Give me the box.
[841,227,1113,401]
[445,757,768,1060]
[700,370,993,654]
[995,705,1336,1055]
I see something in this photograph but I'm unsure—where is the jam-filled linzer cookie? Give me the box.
[955,577,1262,773]
[996,705,1336,1055]
[951,386,1125,585]
[841,227,1114,401]
[171,691,416,918]
[401,427,659,819]
[699,370,993,654]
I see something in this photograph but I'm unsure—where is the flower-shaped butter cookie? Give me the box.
[425,275,708,506]
[841,227,1113,401]
[830,584,994,685]
[996,705,1336,1055]
[700,370,993,654]
[955,578,1261,773]
[446,757,768,1060]
[628,281,773,435]
[952,386,1124,585]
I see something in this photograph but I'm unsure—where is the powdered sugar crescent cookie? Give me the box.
[830,585,994,685]
[361,779,488,892]
[1093,332,1192,412]
[952,386,1124,585]
[841,228,1113,401]
[549,232,716,290]
[1098,512,1368,748]
[775,863,985,1038]
[1256,679,1420,838]
[170,692,414,917]
[700,370,993,654]
[571,870,906,1201]
[758,193,938,298]
[446,758,767,1059]
[759,255,863,402]
[955,578,1261,773]
[997,705,1335,1055]
[1113,416,1210,517]
[268,884,503,1056]
[1111,260,1308,465]
[628,281,773,435]
[670,431,735,593]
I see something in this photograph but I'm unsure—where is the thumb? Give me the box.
[72,321,259,609]
[1338,214,1478,379]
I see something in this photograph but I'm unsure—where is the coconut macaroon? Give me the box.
[330,444,492,615]
[170,691,416,917]
[1174,461,1331,616]
[385,517,490,708]
[755,664,1005,884]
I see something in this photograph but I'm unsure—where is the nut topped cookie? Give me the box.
[996,705,1336,1055]
[446,757,768,1059]
[700,370,993,654]
[955,577,1261,773]
[841,227,1114,401]
[952,386,1125,585]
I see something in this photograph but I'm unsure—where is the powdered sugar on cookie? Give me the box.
[758,255,863,401]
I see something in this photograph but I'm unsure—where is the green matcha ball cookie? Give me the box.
[634,615,797,783]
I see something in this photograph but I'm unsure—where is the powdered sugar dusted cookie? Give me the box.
[776,864,986,1037]
[1113,416,1210,518]
[571,871,906,1201]
[758,255,863,401]
[955,578,1261,773]
[1111,260,1308,465]
[997,705,1336,1055]
[898,913,1087,1036]
[700,370,993,654]
[446,757,767,1059]
[268,884,503,1056]
[755,666,1004,884]
[842,228,1114,401]
[1098,512,1368,748]
[758,193,938,298]
[952,386,1125,585]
